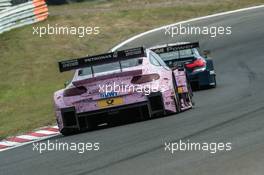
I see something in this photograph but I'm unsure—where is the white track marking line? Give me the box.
[111,5,264,51]
[0,141,20,147]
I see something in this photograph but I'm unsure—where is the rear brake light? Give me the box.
[185,58,206,69]
[131,74,160,84]
[63,86,87,97]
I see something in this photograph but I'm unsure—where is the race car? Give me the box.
[54,47,193,135]
[150,42,216,89]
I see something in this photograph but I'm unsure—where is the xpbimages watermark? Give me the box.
[164,140,232,154]
[165,24,232,38]
[98,81,167,96]
[32,24,100,38]
[32,140,100,154]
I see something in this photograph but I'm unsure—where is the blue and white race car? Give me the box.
[150,42,216,89]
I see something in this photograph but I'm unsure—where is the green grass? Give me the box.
[0,0,263,139]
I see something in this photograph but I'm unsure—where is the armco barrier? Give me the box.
[0,0,48,34]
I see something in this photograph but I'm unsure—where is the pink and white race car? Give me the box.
[54,47,193,135]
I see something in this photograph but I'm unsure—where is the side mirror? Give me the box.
[64,81,70,88]
[203,50,211,58]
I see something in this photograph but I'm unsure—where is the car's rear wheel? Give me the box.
[174,92,182,113]
[86,119,97,131]
[210,75,217,88]
[172,72,183,113]
[187,79,195,106]
[60,128,78,136]
[186,92,194,107]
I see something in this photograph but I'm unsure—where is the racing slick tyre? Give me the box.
[211,75,217,88]
[60,128,78,136]
[174,92,182,113]
[187,79,195,106]
[86,119,97,131]
[172,73,182,113]
[186,92,194,107]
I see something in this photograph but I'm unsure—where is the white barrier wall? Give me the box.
[0,0,48,34]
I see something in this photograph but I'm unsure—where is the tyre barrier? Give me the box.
[0,0,12,10]
[0,0,48,34]
[12,0,31,5]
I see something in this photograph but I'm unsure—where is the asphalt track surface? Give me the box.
[1,7,264,175]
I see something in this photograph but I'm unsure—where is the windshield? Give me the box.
[78,58,142,76]
[159,48,194,61]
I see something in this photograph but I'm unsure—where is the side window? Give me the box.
[152,51,168,67]
[149,51,170,70]
[193,48,200,57]
[78,67,92,76]
[149,52,161,66]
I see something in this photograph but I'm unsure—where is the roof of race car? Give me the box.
[148,42,190,50]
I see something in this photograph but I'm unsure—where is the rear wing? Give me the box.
[151,42,199,54]
[58,47,145,72]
